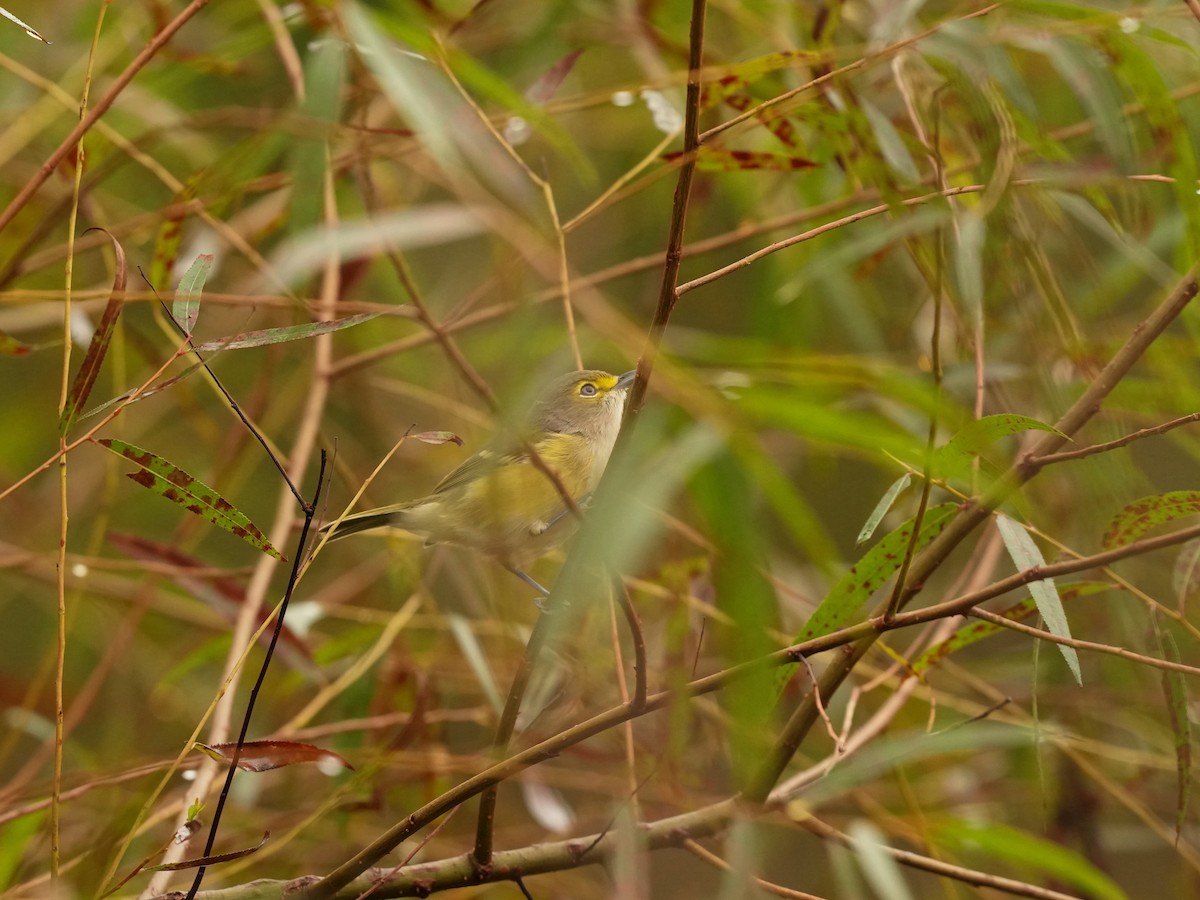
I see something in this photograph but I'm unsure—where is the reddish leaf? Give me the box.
[60,228,127,435]
[663,148,817,171]
[96,439,285,561]
[1103,491,1200,549]
[525,49,583,105]
[0,329,31,356]
[107,533,314,666]
[146,832,269,871]
[413,431,464,446]
[196,740,354,773]
[146,210,185,293]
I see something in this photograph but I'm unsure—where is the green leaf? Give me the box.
[60,228,127,436]
[172,254,212,336]
[96,439,285,561]
[996,515,1080,684]
[776,503,959,694]
[1155,624,1191,845]
[857,474,912,545]
[1102,491,1200,549]
[933,818,1127,900]
[1172,538,1200,613]
[913,582,1112,673]
[191,313,380,352]
[0,810,46,890]
[0,329,31,356]
[932,414,1061,481]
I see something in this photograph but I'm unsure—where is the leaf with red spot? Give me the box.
[913,582,1113,674]
[663,148,817,171]
[146,202,187,293]
[60,228,127,435]
[774,502,959,694]
[95,439,285,561]
[1103,491,1200,549]
[196,740,353,773]
[0,329,31,356]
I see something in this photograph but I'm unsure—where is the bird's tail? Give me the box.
[319,505,414,542]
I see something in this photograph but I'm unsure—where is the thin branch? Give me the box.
[743,268,1199,802]
[969,607,1200,677]
[470,612,557,866]
[616,578,648,712]
[1027,411,1200,467]
[682,839,825,900]
[306,512,1200,898]
[622,0,707,421]
[182,453,328,899]
[797,816,1081,900]
[0,0,212,238]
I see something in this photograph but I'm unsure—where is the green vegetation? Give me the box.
[1,0,1199,897]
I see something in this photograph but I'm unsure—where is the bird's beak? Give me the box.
[615,369,637,390]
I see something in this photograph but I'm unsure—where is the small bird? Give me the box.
[321,369,637,592]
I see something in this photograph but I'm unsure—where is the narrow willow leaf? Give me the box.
[996,515,1080,684]
[145,832,269,871]
[1155,626,1191,844]
[413,431,464,446]
[913,582,1112,674]
[1103,491,1200,550]
[96,439,285,561]
[776,503,959,695]
[857,474,912,545]
[932,414,1061,481]
[846,820,915,900]
[0,6,49,42]
[932,819,1125,900]
[954,212,986,317]
[447,614,502,713]
[663,148,818,171]
[190,313,379,352]
[196,740,352,773]
[146,209,186,292]
[524,49,583,105]
[1172,539,1200,613]
[60,229,127,436]
[172,254,212,336]
[80,359,207,420]
[0,330,31,356]
[861,98,919,182]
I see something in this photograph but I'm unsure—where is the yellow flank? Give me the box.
[321,368,636,572]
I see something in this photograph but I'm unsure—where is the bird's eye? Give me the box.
[579,383,598,397]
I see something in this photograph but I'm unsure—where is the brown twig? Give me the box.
[743,267,1199,803]
[0,0,213,239]
[306,510,1200,898]
[623,0,707,421]
[1026,411,1200,467]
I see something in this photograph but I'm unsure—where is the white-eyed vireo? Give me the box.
[321,369,636,591]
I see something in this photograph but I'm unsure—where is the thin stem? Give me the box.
[744,267,1199,802]
[182,452,328,899]
[623,0,707,421]
[0,0,212,239]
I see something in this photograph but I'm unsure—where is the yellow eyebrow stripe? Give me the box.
[590,374,618,390]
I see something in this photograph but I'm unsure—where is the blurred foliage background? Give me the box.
[1,0,1200,897]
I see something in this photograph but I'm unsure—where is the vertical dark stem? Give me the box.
[182,451,327,900]
[623,0,708,421]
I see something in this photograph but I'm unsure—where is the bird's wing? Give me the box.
[430,447,520,495]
